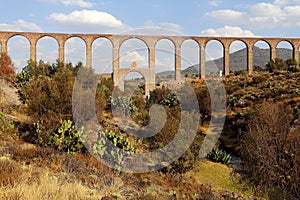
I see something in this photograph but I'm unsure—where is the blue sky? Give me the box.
[1,0,300,72]
[2,0,300,36]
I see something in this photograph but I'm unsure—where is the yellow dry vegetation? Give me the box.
[0,158,134,200]
[185,160,253,197]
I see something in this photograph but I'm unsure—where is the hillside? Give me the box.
[0,59,299,199]
[158,47,295,78]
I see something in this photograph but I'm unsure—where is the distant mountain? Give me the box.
[157,47,294,78]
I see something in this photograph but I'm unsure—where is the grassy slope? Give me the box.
[2,70,299,199]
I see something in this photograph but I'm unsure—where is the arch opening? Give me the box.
[119,38,148,69]
[37,36,59,64]
[7,35,30,72]
[181,39,199,79]
[92,38,113,75]
[205,40,224,76]
[276,41,293,61]
[124,71,145,95]
[253,40,270,71]
[229,40,247,73]
[65,37,86,66]
[155,39,175,84]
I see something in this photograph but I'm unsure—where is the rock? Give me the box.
[0,79,21,108]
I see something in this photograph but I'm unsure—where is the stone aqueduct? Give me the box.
[1,31,300,95]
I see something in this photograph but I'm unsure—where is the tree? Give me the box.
[0,53,15,78]
[285,58,298,72]
[285,58,297,67]
[239,101,300,199]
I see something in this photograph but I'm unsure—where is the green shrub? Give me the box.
[17,61,78,118]
[0,112,17,135]
[93,130,138,170]
[111,96,138,116]
[35,119,84,154]
[159,91,179,108]
[206,149,232,165]
[266,58,298,73]
[147,87,171,106]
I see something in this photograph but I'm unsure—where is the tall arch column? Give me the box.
[293,46,299,64]
[30,38,38,62]
[270,44,276,61]
[175,42,181,81]
[85,40,92,68]
[58,39,65,63]
[148,42,156,93]
[112,40,120,86]
[200,44,206,78]
[0,40,7,54]
[248,45,253,75]
[224,44,230,76]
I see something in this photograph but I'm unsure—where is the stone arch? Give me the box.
[153,37,176,49]
[64,36,86,66]
[7,35,30,71]
[119,38,149,69]
[123,71,146,95]
[118,68,151,95]
[253,40,271,70]
[36,36,59,64]
[204,38,225,49]
[276,40,294,60]
[155,38,176,81]
[92,37,113,74]
[7,33,30,43]
[229,40,248,72]
[181,39,200,78]
[205,39,224,76]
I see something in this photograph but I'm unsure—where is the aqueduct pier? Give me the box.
[1,31,300,95]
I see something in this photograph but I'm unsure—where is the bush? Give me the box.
[159,91,179,108]
[266,58,287,72]
[251,74,268,85]
[16,60,78,118]
[111,96,138,116]
[0,112,17,136]
[0,53,15,81]
[35,119,84,154]
[239,101,300,199]
[16,60,86,153]
[93,130,138,170]
[206,149,232,165]
[195,85,213,122]
[147,86,171,105]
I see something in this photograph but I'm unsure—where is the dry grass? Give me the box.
[0,157,140,200]
[185,160,253,197]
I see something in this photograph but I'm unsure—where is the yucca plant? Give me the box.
[206,149,232,165]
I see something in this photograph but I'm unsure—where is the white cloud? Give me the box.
[40,0,94,8]
[49,10,122,27]
[48,10,130,33]
[206,1,300,29]
[284,6,300,17]
[0,19,42,32]
[205,9,246,25]
[273,0,300,5]
[201,25,255,37]
[121,51,146,63]
[208,0,222,6]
